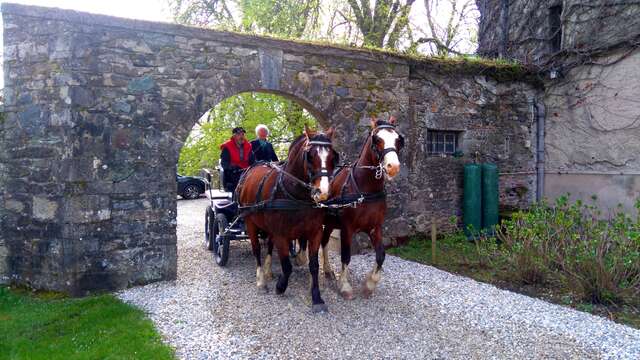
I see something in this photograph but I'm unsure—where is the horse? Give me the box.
[236,126,340,312]
[320,116,404,300]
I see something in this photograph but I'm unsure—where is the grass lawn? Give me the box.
[0,286,174,360]
[388,235,640,329]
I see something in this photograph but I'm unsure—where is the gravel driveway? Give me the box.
[118,198,640,359]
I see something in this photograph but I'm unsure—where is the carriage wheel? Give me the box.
[214,213,230,266]
[205,206,215,251]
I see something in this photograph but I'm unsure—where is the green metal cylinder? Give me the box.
[463,164,482,237]
[481,163,499,232]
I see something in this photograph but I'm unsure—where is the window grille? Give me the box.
[427,131,459,155]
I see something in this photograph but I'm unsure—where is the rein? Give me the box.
[237,137,336,213]
[320,123,402,207]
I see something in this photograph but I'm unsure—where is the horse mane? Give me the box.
[287,133,307,156]
[287,132,332,158]
[374,120,394,128]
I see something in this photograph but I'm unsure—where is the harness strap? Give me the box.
[255,167,274,203]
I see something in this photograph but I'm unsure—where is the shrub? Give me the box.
[495,195,640,305]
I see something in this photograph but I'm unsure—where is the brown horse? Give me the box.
[320,117,404,299]
[236,126,339,312]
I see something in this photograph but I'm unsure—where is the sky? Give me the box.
[0,0,173,87]
[1,0,173,22]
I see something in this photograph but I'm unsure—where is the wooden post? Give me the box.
[431,220,437,264]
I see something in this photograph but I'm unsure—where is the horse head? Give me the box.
[300,125,339,202]
[369,116,404,180]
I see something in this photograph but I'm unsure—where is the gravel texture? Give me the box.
[118,198,640,359]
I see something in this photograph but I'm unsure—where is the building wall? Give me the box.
[477,0,640,63]
[477,0,640,214]
[544,48,640,213]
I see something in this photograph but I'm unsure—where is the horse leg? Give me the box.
[320,223,335,280]
[362,225,385,298]
[308,231,328,313]
[338,226,354,300]
[274,236,293,295]
[295,237,308,266]
[246,220,266,290]
[264,237,274,281]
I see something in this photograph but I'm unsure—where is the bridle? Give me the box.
[303,139,339,182]
[358,124,405,179]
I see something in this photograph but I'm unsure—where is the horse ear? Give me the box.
[303,124,312,139]
[370,116,377,129]
[325,127,335,140]
[389,116,397,125]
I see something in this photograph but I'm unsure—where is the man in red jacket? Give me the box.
[220,127,255,192]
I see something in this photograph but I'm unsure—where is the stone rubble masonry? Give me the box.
[0,3,541,293]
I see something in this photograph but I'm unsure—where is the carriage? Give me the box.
[202,164,298,267]
[203,165,249,266]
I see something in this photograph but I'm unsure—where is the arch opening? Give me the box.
[177,91,323,177]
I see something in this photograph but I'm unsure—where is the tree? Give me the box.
[169,0,321,38]
[410,0,479,56]
[177,92,318,175]
[346,0,416,48]
[168,0,237,29]
[239,0,321,38]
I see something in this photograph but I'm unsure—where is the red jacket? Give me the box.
[220,139,252,169]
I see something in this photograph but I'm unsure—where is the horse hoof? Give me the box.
[361,285,374,299]
[264,272,273,281]
[340,290,354,300]
[275,285,286,295]
[311,303,329,313]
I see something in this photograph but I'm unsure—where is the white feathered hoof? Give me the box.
[295,250,308,266]
[361,270,381,299]
[340,289,354,300]
[263,255,273,281]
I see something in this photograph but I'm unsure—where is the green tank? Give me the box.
[463,164,482,237]
[481,163,499,233]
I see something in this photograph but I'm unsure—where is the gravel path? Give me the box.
[118,198,640,359]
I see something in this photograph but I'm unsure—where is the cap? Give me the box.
[232,127,246,135]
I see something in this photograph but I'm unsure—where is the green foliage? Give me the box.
[177,92,318,175]
[388,231,500,284]
[0,287,174,359]
[496,195,640,305]
[239,0,320,38]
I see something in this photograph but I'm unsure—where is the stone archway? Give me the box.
[0,4,410,294]
[1,4,542,295]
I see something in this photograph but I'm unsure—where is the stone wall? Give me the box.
[0,3,540,293]
[402,67,539,234]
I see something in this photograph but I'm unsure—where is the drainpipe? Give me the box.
[533,99,545,202]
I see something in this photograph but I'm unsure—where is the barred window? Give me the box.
[427,131,459,155]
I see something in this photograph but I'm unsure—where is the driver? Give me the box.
[220,127,255,192]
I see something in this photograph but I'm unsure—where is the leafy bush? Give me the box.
[495,195,640,305]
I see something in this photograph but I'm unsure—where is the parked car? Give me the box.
[177,173,206,199]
